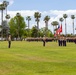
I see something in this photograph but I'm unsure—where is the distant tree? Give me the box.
[26,16,31,29]
[34,12,41,37]
[51,21,59,34]
[5,14,10,34]
[34,12,41,30]
[59,17,64,25]
[71,15,75,35]
[59,17,64,34]
[9,13,26,40]
[25,29,31,37]
[31,26,38,37]
[63,14,68,35]
[5,14,10,19]
[39,27,53,37]
[44,15,50,36]
[2,20,9,37]
[44,15,50,29]
[26,16,31,37]
[3,0,9,15]
[0,4,6,40]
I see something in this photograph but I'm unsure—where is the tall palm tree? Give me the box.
[34,12,41,30]
[63,14,68,36]
[44,15,50,36]
[51,21,59,34]
[71,15,75,35]
[0,4,5,40]
[3,0,9,37]
[5,14,10,19]
[44,15,50,30]
[5,14,10,37]
[59,17,64,25]
[16,12,21,39]
[26,16,31,37]
[26,16,31,29]
[59,17,64,34]
[3,0,9,16]
[34,12,41,37]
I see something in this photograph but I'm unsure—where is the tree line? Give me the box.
[8,12,53,40]
[1,12,76,40]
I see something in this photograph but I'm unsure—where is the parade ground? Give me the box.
[0,41,76,75]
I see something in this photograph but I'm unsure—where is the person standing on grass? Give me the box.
[8,34,11,48]
[63,36,67,46]
[43,35,46,46]
[57,35,61,46]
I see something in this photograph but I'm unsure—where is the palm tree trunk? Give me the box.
[28,20,29,29]
[1,10,3,41]
[5,6,7,18]
[28,20,30,37]
[37,21,39,30]
[45,21,48,36]
[46,21,48,30]
[65,19,67,36]
[73,20,74,35]
[37,21,39,37]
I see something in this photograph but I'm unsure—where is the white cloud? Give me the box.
[8,0,14,6]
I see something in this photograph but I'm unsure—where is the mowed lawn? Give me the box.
[0,41,76,75]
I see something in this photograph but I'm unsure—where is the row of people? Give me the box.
[43,35,67,47]
[58,36,67,46]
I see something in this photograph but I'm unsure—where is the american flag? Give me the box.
[54,25,62,36]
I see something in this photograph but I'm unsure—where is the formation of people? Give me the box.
[58,35,66,46]
[42,35,67,47]
[6,34,76,48]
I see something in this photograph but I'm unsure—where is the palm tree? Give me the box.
[5,14,10,19]
[44,15,50,30]
[63,14,68,36]
[5,14,10,36]
[34,12,41,30]
[44,15,50,36]
[0,4,6,40]
[3,1,9,37]
[3,0,9,16]
[26,16,31,37]
[16,12,21,39]
[59,17,64,34]
[71,15,75,35]
[51,21,59,34]
[34,12,41,37]
[59,17,64,25]
[26,16,31,29]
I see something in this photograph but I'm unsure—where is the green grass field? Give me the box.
[0,41,76,75]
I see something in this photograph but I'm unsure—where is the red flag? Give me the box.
[56,25,62,35]
[59,25,62,32]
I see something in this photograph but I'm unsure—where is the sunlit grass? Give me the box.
[0,41,76,75]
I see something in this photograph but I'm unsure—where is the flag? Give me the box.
[54,33,57,37]
[56,25,62,35]
[54,25,62,37]
[59,24,62,32]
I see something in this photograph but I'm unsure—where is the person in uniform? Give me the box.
[43,35,46,46]
[8,34,11,48]
[63,36,66,46]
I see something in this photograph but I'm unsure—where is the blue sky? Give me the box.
[8,0,76,11]
[0,0,76,34]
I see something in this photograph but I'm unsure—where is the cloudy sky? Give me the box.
[0,0,76,34]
